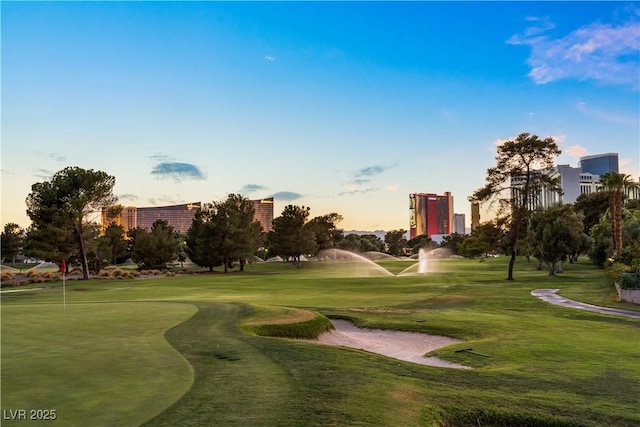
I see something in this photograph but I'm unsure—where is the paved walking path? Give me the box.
[531,288,640,319]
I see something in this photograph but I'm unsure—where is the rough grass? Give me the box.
[143,303,300,426]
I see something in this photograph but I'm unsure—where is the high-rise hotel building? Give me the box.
[251,197,274,232]
[136,202,201,233]
[579,153,618,176]
[102,198,275,235]
[101,202,201,234]
[409,192,454,239]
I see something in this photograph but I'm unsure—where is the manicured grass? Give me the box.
[1,257,639,426]
[1,302,197,426]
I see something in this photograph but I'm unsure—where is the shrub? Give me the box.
[605,262,631,285]
[1,271,16,281]
[25,270,41,279]
[139,269,163,276]
[619,273,640,289]
[98,269,112,278]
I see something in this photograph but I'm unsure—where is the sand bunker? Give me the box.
[307,319,471,369]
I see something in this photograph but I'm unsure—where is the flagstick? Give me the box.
[63,272,66,310]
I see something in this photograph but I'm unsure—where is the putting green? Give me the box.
[1,302,197,426]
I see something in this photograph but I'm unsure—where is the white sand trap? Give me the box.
[307,319,471,369]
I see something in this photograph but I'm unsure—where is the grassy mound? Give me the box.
[242,305,334,339]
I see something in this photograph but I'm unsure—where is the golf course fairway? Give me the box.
[1,257,639,426]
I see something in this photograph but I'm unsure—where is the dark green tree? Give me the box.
[384,229,407,256]
[457,236,490,259]
[175,232,188,269]
[572,191,610,234]
[591,206,640,268]
[304,213,344,254]
[334,233,385,253]
[1,223,24,265]
[471,133,561,280]
[220,194,264,272]
[130,220,179,269]
[24,223,74,265]
[359,234,385,252]
[103,223,128,265]
[186,195,263,273]
[530,205,585,275]
[26,167,117,279]
[473,221,505,256]
[270,205,317,268]
[440,232,466,255]
[185,210,224,272]
[406,234,437,255]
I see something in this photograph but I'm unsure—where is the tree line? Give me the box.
[2,139,638,281]
[2,167,409,276]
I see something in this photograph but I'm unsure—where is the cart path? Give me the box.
[531,289,640,319]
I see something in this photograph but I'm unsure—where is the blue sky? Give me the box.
[2,2,639,232]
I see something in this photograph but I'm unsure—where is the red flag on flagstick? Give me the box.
[60,260,66,274]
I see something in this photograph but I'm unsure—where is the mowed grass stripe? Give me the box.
[143,303,300,426]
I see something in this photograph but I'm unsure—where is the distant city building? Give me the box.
[102,202,201,235]
[409,192,453,239]
[136,202,201,233]
[578,172,602,196]
[252,197,274,232]
[552,164,581,204]
[102,198,275,236]
[510,171,559,210]
[470,202,480,233]
[453,213,465,234]
[507,152,636,210]
[579,153,618,176]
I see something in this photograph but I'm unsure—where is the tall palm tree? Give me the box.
[599,172,638,255]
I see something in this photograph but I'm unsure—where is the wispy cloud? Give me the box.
[564,144,588,157]
[151,162,206,182]
[355,165,386,178]
[386,184,400,192]
[620,158,640,177]
[241,184,268,194]
[270,191,303,201]
[508,10,640,88]
[118,193,138,202]
[338,182,375,196]
[338,164,395,196]
[265,55,274,62]
[148,196,182,206]
[522,15,556,37]
[33,169,54,180]
[149,153,172,162]
[577,101,638,126]
[48,152,66,162]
